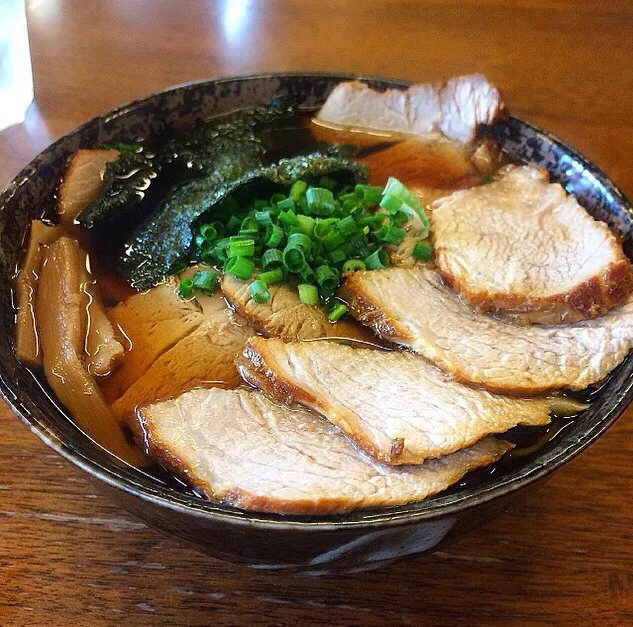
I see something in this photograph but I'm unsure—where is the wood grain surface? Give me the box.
[1,1,633,625]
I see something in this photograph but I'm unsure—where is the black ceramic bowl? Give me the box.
[2,73,633,575]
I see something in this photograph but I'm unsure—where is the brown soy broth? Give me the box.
[19,109,594,500]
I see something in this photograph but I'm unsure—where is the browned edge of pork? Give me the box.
[438,256,633,325]
[238,338,404,464]
[238,340,322,409]
[338,271,413,345]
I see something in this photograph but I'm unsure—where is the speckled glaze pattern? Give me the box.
[1,73,632,574]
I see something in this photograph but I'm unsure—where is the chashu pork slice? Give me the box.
[431,166,633,324]
[239,337,550,465]
[136,387,512,514]
[57,149,119,228]
[316,74,504,144]
[339,266,633,395]
[101,279,205,402]
[221,273,373,342]
[113,292,253,422]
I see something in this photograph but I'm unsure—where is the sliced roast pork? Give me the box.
[101,279,204,402]
[239,337,550,465]
[316,74,504,144]
[112,292,253,421]
[135,387,511,514]
[339,266,633,394]
[431,166,633,324]
[221,273,372,342]
[57,149,119,228]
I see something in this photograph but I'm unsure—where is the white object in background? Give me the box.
[0,0,34,131]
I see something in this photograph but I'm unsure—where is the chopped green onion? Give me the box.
[327,248,347,265]
[190,178,432,307]
[380,193,403,214]
[337,215,357,237]
[229,237,255,258]
[382,177,430,238]
[270,193,287,206]
[298,283,319,305]
[376,224,406,244]
[299,263,316,284]
[296,214,316,236]
[200,223,218,241]
[213,220,225,237]
[348,233,370,258]
[250,280,270,304]
[313,220,334,242]
[178,278,194,299]
[338,192,357,205]
[225,256,255,280]
[282,246,306,273]
[382,177,423,212]
[278,209,299,227]
[276,197,295,211]
[413,241,433,261]
[287,232,312,253]
[252,199,269,211]
[364,247,389,270]
[289,180,308,200]
[306,187,335,215]
[328,301,349,322]
[254,210,273,226]
[262,248,283,269]
[225,215,241,234]
[241,216,259,232]
[315,265,339,293]
[258,268,284,285]
[341,198,358,212]
[369,213,390,227]
[191,270,219,295]
[355,184,383,205]
[264,224,284,248]
[342,259,366,273]
[202,237,230,263]
[391,211,410,228]
[239,228,259,238]
[339,241,353,257]
[322,230,345,252]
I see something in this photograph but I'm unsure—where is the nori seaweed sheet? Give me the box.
[77,100,299,231]
[77,151,157,230]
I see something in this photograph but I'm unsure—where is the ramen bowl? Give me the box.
[1,73,632,574]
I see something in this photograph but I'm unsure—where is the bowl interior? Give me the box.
[1,73,633,527]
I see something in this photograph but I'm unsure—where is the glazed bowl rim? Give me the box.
[2,71,633,531]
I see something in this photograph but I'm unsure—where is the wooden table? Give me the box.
[1,1,633,624]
